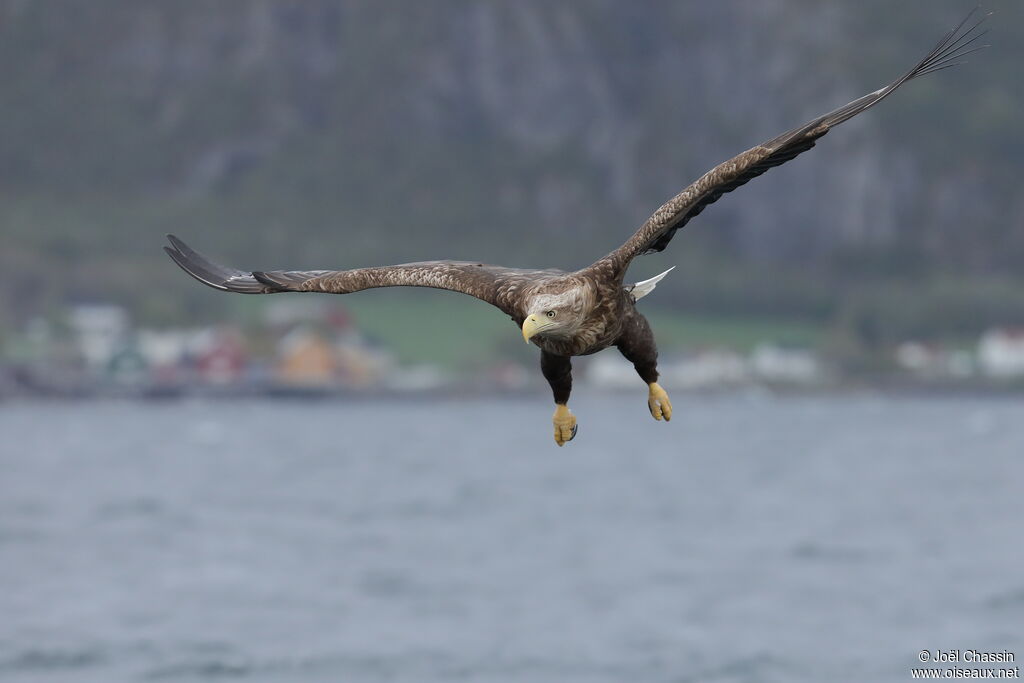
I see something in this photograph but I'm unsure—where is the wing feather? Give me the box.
[165,234,552,317]
[606,10,988,267]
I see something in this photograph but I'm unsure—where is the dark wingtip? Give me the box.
[163,236,272,294]
[164,243,228,291]
[167,234,192,253]
[911,8,991,80]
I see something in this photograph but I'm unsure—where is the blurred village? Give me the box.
[5,2,1024,404]
[4,298,1024,401]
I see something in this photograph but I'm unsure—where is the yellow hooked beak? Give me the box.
[522,314,548,343]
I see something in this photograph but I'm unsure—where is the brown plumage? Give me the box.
[166,12,985,445]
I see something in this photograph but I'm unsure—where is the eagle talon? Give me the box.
[552,404,577,446]
[647,382,673,422]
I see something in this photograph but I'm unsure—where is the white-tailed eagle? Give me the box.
[167,12,986,445]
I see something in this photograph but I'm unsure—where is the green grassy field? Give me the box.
[342,290,523,369]
[642,306,823,352]
[324,291,825,370]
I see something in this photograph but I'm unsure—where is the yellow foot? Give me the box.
[647,382,673,421]
[552,404,578,446]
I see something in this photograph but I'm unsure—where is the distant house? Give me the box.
[662,350,748,389]
[193,328,248,385]
[106,343,148,387]
[749,344,821,384]
[335,343,390,388]
[275,328,337,388]
[896,341,974,379]
[69,304,129,370]
[978,328,1024,378]
[137,329,194,390]
[588,348,752,390]
[896,341,938,373]
[137,329,190,368]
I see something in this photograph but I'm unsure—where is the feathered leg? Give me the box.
[541,351,577,446]
[616,312,673,422]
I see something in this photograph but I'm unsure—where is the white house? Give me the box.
[978,328,1024,378]
[749,344,822,384]
[69,304,129,369]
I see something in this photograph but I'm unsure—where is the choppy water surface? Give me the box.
[2,394,1023,682]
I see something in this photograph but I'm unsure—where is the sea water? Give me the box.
[2,394,1022,682]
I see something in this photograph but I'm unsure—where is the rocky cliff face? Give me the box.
[0,0,1016,306]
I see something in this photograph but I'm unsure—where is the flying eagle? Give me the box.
[166,13,985,445]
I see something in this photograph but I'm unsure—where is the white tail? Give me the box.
[628,267,675,301]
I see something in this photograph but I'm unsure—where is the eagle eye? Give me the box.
[546,310,556,318]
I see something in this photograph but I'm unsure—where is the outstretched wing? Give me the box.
[164,234,549,317]
[606,10,987,268]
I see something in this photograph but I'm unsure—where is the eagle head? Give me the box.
[521,287,589,343]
